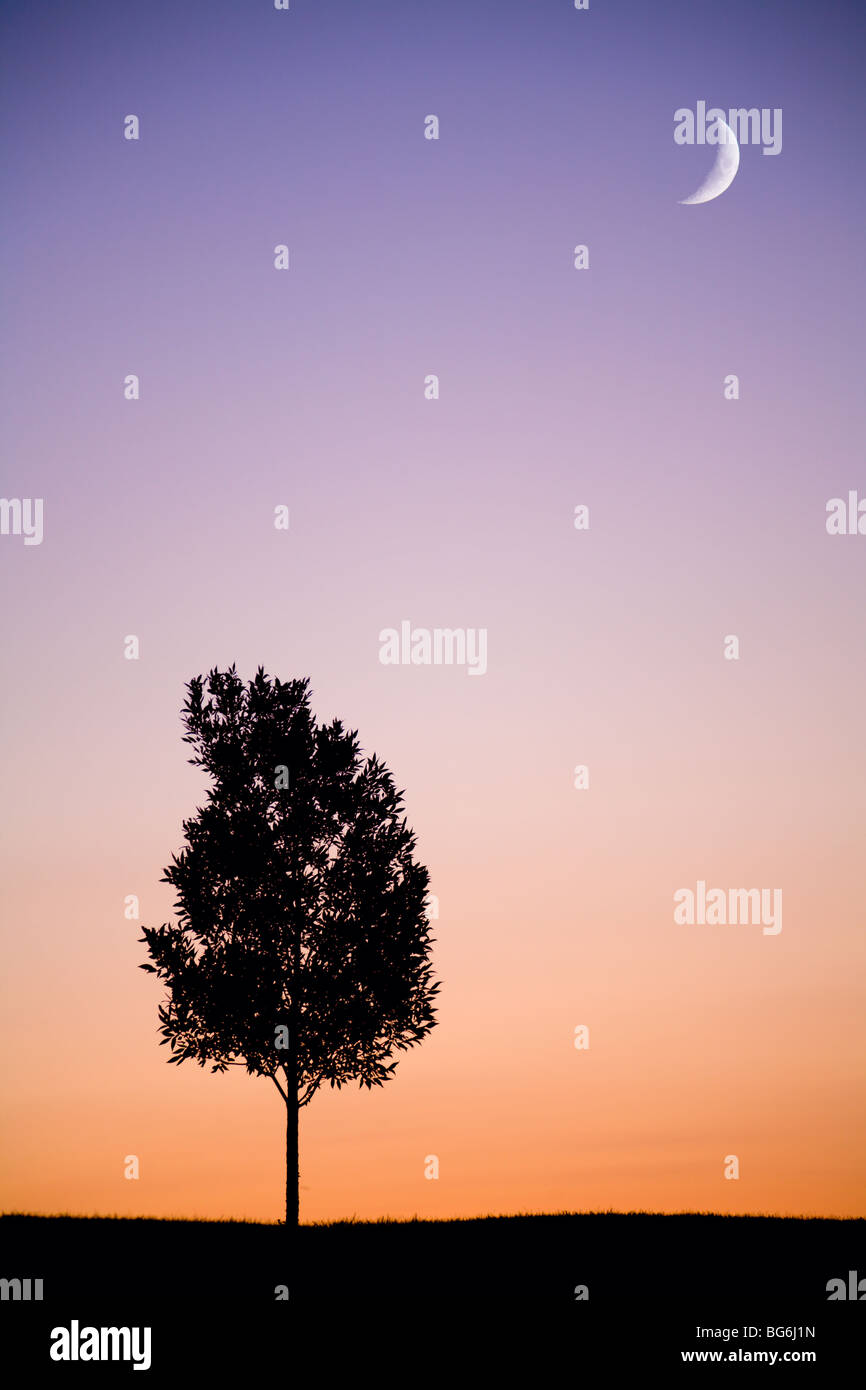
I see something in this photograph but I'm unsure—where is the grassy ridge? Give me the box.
[2,1211,862,1303]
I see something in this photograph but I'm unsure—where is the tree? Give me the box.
[140,666,439,1230]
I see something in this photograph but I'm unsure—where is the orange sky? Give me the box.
[2,641,864,1220]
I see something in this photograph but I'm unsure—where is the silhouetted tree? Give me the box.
[140,666,439,1229]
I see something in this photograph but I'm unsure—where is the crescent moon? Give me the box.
[679,120,740,204]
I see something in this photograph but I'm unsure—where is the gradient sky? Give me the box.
[1,0,864,1223]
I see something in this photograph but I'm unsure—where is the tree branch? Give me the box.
[269,1071,288,1103]
[299,1074,323,1108]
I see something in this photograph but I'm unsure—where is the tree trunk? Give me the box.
[285,1099,299,1229]
[286,1040,299,1229]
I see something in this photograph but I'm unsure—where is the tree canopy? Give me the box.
[140,666,439,1119]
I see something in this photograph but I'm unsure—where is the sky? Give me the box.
[1,0,864,1223]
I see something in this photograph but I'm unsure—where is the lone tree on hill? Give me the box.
[140,666,439,1228]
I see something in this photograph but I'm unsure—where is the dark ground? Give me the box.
[2,1210,862,1303]
[3,1213,863,1375]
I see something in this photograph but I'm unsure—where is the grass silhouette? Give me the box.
[2,1210,862,1303]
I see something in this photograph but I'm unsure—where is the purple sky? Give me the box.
[2,0,865,1221]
